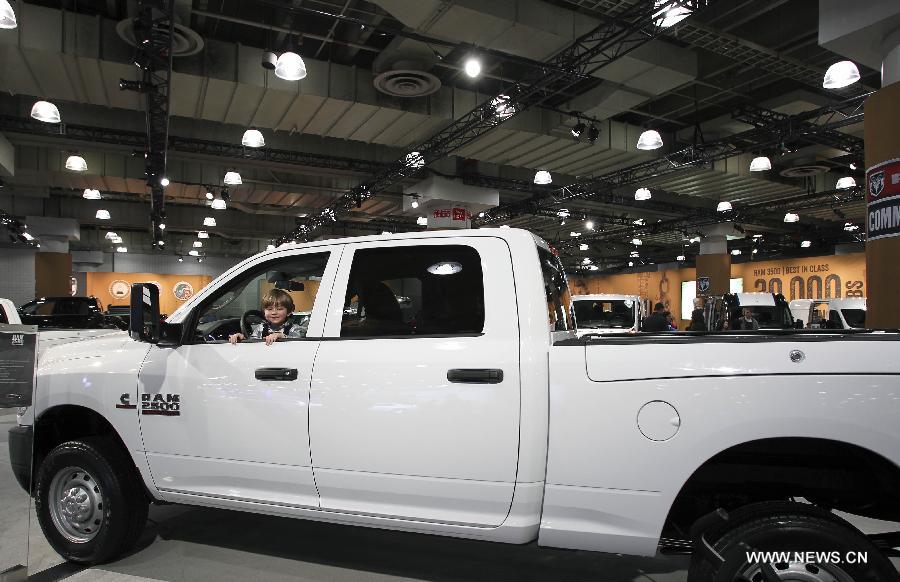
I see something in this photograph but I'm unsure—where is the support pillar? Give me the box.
[696,235,731,296]
[34,252,73,298]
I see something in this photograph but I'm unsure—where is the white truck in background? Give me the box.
[0,297,125,356]
[805,298,868,329]
[572,293,642,336]
[7,229,900,581]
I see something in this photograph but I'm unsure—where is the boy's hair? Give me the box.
[262,288,295,313]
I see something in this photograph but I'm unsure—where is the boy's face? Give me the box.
[265,304,289,326]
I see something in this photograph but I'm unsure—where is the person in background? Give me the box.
[642,302,670,332]
[687,297,707,331]
[665,311,677,331]
[735,307,760,331]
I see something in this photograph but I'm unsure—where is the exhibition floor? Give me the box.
[3,409,898,582]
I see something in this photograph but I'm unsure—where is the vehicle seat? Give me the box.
[344,281,408,336]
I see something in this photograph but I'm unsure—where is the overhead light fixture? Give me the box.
[193,240,203,248]
[491,94,515,119]
[676,254,686,261]
[849,163,857,170]
[634,187,652,201]
[836,176,856,189]
[585,220,594,230]
[752,248,758,254]
[731,249,741,256]
[274,51,307,81]
[157,240,165,246]
[571,121,586,140]
[416,216,428,226]
[570,231,581,237]
[105,232,118,240]
[111,236,123,244]
[579,243,589,251]
[0,0,17,28]
[557,208,570,219]
[205,190,214,200]
[587,124,600,145]
[203,217,217,227]
[241,128,265,148]
[630,250,639,258]
[582,257,592,265]
[406,151,424,168]
[844,222,859,232]
[689,236,701,244]
[628,261,634,267]
[160,177,170,187]
[158,222,166,230]
[631,237,643,246]
[116,246,127,253]
[211,198,227,210]
[197,230,209,238]
[534,170,552,185]
[752,234,763,239]
[188,250,199,257]
[464,57,481,78]
[633,218,645,226]
[717,201,733,212]
[427,261,464,275]
[823,61,860,89]
[178,256,184,262]
[22,231,34,241]
[95,209,111,220]
[30,100,60,123]
[224,171,242,185]
[749,156,772,172]
[653,0,692,28]
[636,129,663,150]
[82,188,101,200]
[784,212,800,223]
[801,240,812,248]
[589,265,599,271]
[65,155,88,172]
[411,197,419,209]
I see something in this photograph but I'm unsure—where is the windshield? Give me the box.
[574,299,636,329]
[734,305,794,329]
[538,247,573,332]
[841,309,866,328]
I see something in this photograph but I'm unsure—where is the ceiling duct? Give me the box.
[372,38,442,98]
[779,163,831,178]
[116,17,203,57]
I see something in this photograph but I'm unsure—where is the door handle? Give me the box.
[447,369,504,384]
[255,367,299,381]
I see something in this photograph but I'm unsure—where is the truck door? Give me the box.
[309,237,521,527]
[137,247,340,507]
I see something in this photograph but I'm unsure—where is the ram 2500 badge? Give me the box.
[8,229,900,581]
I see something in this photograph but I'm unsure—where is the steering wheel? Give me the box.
[240,309,265,337]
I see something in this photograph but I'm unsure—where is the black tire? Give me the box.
[34,437,149,565]
[688,501,900,582]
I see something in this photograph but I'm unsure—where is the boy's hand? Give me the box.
[228,332,245,344]
[264,332,284,346]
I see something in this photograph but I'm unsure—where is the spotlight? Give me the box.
[118,79,149,92]
[571,122,586,140]
[206,190,214,200]
[159,222,166,230]
[801,240,812,248]
[464,57,481,78]
[261,51,277,70]
[160,177,170,187]
[587,124,600,145]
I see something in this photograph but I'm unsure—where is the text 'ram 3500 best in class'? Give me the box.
[9,229,900,581]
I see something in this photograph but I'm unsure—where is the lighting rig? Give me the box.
[1,209,37,246]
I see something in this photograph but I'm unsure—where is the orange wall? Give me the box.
[86,272,213,316]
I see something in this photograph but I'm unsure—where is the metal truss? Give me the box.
[277,0,717,244]
[731,105,864,155]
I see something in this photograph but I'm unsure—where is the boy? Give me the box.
[229,289,305,345]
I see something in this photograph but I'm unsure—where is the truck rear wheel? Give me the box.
[688,502,900,582]
[34,437,149,564]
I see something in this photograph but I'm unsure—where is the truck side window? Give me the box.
[191,253,329,343]
[538,247,573,331]
[340,245,484,337]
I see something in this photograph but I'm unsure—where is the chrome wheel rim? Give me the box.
[740,559,856,582]
[48,465,105,543]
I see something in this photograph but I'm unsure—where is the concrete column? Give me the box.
[696,235,731,296]
[35,252,73,298]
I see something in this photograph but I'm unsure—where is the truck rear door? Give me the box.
[308,236,521,526]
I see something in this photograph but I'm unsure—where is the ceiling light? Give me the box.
[653,0,692,28]
[411,198,419,209]
[95,209,110,220]
[731,249,741,256]
[111,236,123,244]
[478,212,485,218]
[491,94,515,119]
[178,256,184,262]
[557,208,570,219]
[416,216,428,226]
[116,246,127,253]
[630,250,639,258]
[241,128,265,148]
[717,201,733,212]
[197,257,203,263]
[0,0,17,28]
[158,222,166,230]
[570,231,581,237]
[749,156,771,171]
[266,244,276,251]
[752,234,763,239]
[585,220,594,230]
[587,124,600,145]
[534,170,552,185]
[844,222,859,232]
[193,240,203,248]
[571,122,586,139]
[157,240,165,246]
[224,171,242,185]
[582,257,592,264]
[631,237,643,246]
[427,261,464,275]
[636,129,663,150]
[274,51,307,81]
[464,57,481,78]
[197,230,209,238]
[589,265,599,271]
[188,250,199,257]
[628,261,634,267]
[105,232,118,240]
[836,176,856,189]
[160,177,170,187]
[30,100,60,123]
[205,190,214,200]
[203,217,217,227]
[406,151,424,168]
[801,240,812,248]
[65,155,87,172]
[849,163,857,170]
[783,212,799,223]
[22,231,34,241]
[823,61,860,89]
[211,199,227,210]
[579,243,589,251]
[633,218,645,225]
[82,188,101,200]
[676,254,686,261]
[752,248,758,254]
[634,187,652,201]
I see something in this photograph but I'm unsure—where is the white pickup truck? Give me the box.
[572,293,642,336]
[0,297,125,356]
[8,229,900,581]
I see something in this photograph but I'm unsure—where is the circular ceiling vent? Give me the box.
[779,164,830,178]
[373,69,441,98]
[116,19,205,57]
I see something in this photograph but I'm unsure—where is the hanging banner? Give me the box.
[866,157,900,241]
[0,324,38,408]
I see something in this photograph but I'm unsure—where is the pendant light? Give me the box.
[205,190,214,200]
[241,128,265,148]
[533,170,552,185]
[116,246,127,253]
[676,254,686,261]
[197,230,209,238]
[203,217,217,227]
[223,170,242,185]
[836,177,856,189]
[634,187,652,201]
[274,51,307,81]
[188,250,199,257]
[731,249,741,256]
[0,0,17,28]
[82,189,101,200]
[105,232,118,240]
[211,199,227,210]
[464,57,481,78]
[30,100,60,123]
[800,240,812,248]
[717,201,733,212]
[65,155,88,172]
[783,212,799,223]
[749,156,771,172]
[631,237,643,246]
[823,61,860,89]
[636,129,663,150]
[95,209,111,220]
[193,240,203,248]
[405,151,424,168]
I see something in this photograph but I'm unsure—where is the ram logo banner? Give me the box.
[115,393,137,409]
[869,171,885,198]
[141,393,181,416]
[866,158,900,240]
[697,277,711,294]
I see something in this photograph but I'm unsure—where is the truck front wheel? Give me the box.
[688,502,900,582]
[34,437,149,564]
